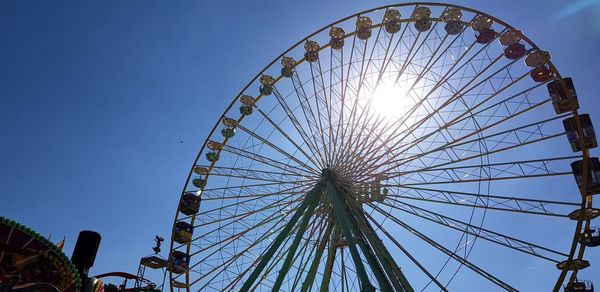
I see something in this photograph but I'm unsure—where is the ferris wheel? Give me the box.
[167,3,599,291]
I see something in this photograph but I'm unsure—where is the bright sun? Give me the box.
[370,83,410,118]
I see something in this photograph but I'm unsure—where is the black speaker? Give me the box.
[71,230,101,282]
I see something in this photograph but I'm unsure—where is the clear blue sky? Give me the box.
[1,0,599,289]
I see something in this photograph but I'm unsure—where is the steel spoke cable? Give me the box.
[237,129,318,177]
[187,200,300,258]
[382,75,547,170]
[193,207,306,289]
[236,114,322,172]
[358,52,522,177]
[193,192,302,229]
[290,67,330,166]
[389,155,579,185]
[390,113,568,170]
[362,31,510,162]
[375,199,569,261]
[368,203,518,291]
[307,60,333,167]
[219,144,312,176]
[343,36,508,180]
[363,205,449,291]
[186,195,302,272]
[365,83,550,178]
[195,189,328,290]
[387,185,578,217]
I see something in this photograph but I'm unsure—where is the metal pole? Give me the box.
[324,175,376,292]
[319,226,339,292]
[347,199,414,291]
[240,183,323,291]
[272,186,321,290]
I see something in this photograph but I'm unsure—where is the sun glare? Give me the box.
[370,83,410,118]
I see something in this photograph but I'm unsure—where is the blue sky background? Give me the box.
[1,0,600,288]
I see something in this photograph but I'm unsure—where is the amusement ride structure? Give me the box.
[164,2,599,291]
[0,217,165,292]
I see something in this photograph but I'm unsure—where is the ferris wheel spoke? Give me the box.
[355,20,392,99]
[387,129,561,182]
[195,189,303,221]
[338,38,417,170]
[381,100,550,177]
[334,71,397,173]
[188,225,285,287]
[362,205,449,291]
[384,28,508,133]
[401,51,515,136]
[354,49,510,176]
[390,29,477,106]
[368,72,543,176]
[338,119,390,178]
[374,17,408,84]
[393,58,528,153]
[390,113,568,172]
[201,184,307,202]
[308,60,335,165]
[368,203,519,291]
[202,180,309,194]
[341,30,361,107]
[335,110,388,175]
[189,191,316,288]
[202,165,312,184]
[391,155,577,185]
[346,44,488,180]
[188,214,293,259]
[389,75,546,167]
[188,192,303,263]
[231,121,318,173]
[389,185,578,217]
[329,46,345,163]
[220,144,311,175]
[391,23,428,85]
[290,70,331,165]
[393,22,447,89]
[332,96,378,168]
[361,26,506,174]
[333,26,396,163]
[375,199,569,262]
[338,35,373,158]
[184,206,292,257]
[236,118,321,173]
[406,17,474,87]
[267,86,324,168]
[189,208,298,288]
[194,193,302,229]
